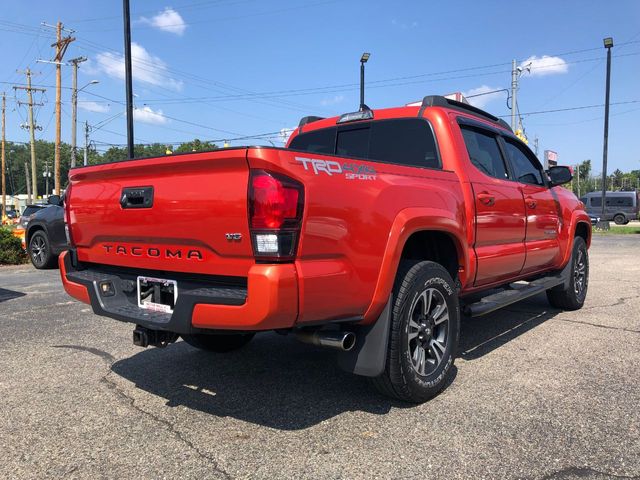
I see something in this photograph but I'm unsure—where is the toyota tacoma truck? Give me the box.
[59,95,591,403]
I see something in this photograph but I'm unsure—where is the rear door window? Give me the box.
[460,127,509,179]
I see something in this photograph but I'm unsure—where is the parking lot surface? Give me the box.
[1,235,639,479]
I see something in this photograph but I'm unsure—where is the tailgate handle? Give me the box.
[120,186,154,209]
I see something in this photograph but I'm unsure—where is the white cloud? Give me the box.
[520,55,568,77]
[78,100,110,113]
[462,85,505,109]
[133,106,168,125]
[95,42,183,91]
[141,8,187,35]
[320,95,345,106]
[391,19,418,29]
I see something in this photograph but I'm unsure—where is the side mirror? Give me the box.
[47,194,62,206]
[547,166,572,187]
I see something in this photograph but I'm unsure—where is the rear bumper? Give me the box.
[59,250,298,334]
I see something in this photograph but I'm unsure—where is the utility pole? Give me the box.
[511,59,518,131]
[69,56,87,168]
[84,120,90,166]
[123,0,135,158]
[45,21,75,194]
[1,93,5,219]
[576,164,580,198]
[533,137,539,157]
[14,69,45,204]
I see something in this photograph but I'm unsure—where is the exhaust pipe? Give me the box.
[295,330,356,352]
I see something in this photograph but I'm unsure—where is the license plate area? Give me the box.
[137,276,178,313]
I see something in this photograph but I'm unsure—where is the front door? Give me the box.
[501,137,561,273]
[459,125,527,286]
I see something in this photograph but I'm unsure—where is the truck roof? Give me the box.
[294,95,512,137]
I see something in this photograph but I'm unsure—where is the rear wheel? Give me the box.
[29,230,56,269]
[372,261,460,403]
[182,333,255,353]
[613,214,626,225]
[547,236,589,310]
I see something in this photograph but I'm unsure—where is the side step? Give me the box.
[463,274,565,317]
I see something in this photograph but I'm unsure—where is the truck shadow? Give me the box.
[459,293,560,360]
[110,293,556,430]
[111,334,418,430]
[0,288,27,303]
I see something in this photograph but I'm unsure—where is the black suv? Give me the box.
[26,195,68,269]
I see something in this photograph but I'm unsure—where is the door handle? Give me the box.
[477,193,495,207]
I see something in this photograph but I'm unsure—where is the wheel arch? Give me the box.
[362,207,469,324]
[26,223,47,247]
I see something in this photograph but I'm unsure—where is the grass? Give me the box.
[593,225,640,234]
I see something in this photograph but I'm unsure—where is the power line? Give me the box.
[497,100,640,118]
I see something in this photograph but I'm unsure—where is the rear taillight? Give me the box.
[249,170,304,262]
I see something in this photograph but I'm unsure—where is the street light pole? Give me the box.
[84,120,90,166]
[69,56,87,168]
[123,0,135,159]
[359,52,370,111]
[597,37,614,230]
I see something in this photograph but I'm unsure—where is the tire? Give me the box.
[546,236,589,310]
[181,333,255,353]
[372,261,460,403]
[613,214,626,225]
[29,230,57,269]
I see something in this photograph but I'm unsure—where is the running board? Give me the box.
[463,274,565,317]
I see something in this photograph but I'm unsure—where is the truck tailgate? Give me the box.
[67,148,254,277]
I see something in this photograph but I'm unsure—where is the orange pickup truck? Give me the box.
[60,96,590,402]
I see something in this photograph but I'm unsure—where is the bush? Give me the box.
[0,227,27,265]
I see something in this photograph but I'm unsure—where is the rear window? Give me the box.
[369,119,440,168]
[22,206,44,216]
[289,118,440,169]
[336,127,369,158]
[288,128,335,154]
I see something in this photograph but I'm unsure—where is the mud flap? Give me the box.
[337,296,392,377]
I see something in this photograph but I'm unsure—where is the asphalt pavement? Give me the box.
[1,235,639,479]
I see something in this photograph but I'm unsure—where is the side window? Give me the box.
[503,139,544,186]
[591,197,601,207]
[336,127,370,159]
[288,127,336,154]
[369,119,440,168]
[460,126,508,179]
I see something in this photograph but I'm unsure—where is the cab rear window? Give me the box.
[289,118,440,169]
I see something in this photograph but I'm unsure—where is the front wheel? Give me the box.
[372,261,460,403]
[182,333,255,353]
[546,236,589,310]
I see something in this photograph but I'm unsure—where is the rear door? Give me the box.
[501,137,561,273]
[459,124,527,286]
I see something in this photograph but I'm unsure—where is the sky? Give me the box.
[0,0,639,173]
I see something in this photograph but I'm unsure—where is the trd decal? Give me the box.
[295,156,377,180]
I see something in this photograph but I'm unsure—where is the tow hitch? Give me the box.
[133,325,178,348]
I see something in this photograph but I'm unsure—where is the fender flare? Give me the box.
[361,207,469,324]
[560,210,592,268]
